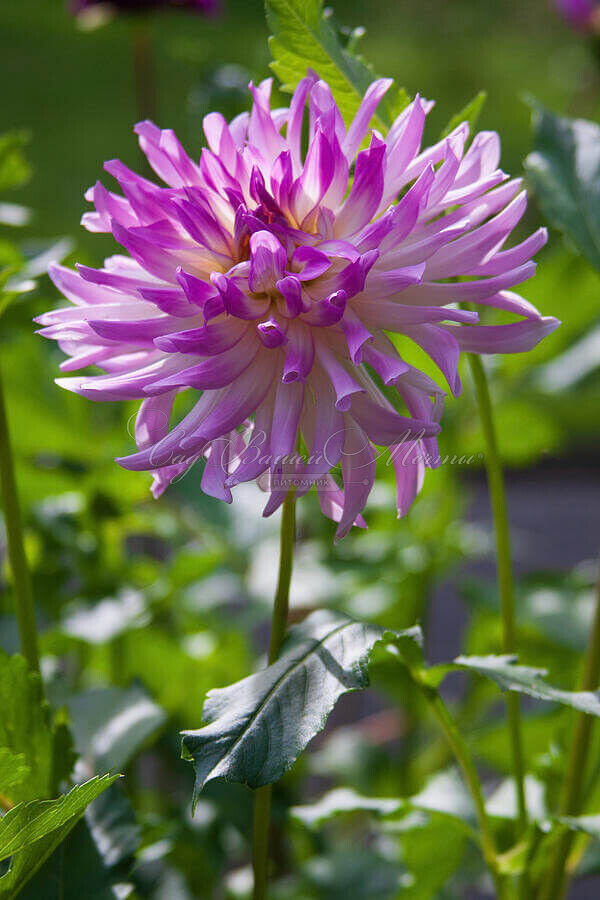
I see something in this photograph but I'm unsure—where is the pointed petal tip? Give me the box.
[55,377,81,394]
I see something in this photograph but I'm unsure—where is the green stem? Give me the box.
[252,490,296,900]
[467,353,527,834]
[419,684,506,896]
[0,363,40,673]
[539,555,600,900]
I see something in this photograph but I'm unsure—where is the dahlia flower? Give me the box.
[38,77,558,538]
[554,0,597,30]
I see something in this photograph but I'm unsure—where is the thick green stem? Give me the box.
[539,556,600,900]
[467,353,527,834]
[252,491,296,900]
[419,684,506,896]
[0,364,40,673]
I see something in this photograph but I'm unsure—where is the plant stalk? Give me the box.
[467,352,527,834]
[539,555,600,900]
[252,490,296,900]
[0,364,40,673]
[419,684,506,896]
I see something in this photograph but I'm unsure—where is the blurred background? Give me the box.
[1,0,599,897]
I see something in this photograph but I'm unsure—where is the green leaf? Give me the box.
[0,652,75,805]
[455,654,600,715]
[558,813,600,837]
[0,749,29,800]
[182,610,387,797]
[0,775,119,862]
[525,101,600,270]
[0,777,120,899]
[292,769,478,836]
[301,848,403,900]
[0,131,31,192]
[68,687,166,773]
[441,90,487,139]
[265,0,409,129]
[291,787,403,828]
[17,781,140,900]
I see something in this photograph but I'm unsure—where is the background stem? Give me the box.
[419,685,505,896]
[539,555,600,899]
[0,364,40,674]
[467,352,527,833]
[252,491,296,900]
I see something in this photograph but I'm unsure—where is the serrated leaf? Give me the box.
[0,777,120,899]
[181,609,387,797]
[383,625,424,667]
[0,749,29,799]
[265,0,409,129]
[455,654,600,715]
[0,652,75,806]
[0,775,119,862]
[441,90,487,139]
[525,101,600,270]
[18,781,140,900]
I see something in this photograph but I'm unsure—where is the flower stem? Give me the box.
[252,490,296,900]
[0,363,40,674]
[418,683,506,896]
[466,353,527,833]
[538,555,600,900]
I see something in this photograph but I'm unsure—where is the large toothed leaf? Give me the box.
[0,776,119,899]
[181,610,388,797]
[0,775,119,863]
[455,655,600,715]
[17,781,141,900]
[525,102,600,270]
[0,652,75,806]
[265,0,409,129]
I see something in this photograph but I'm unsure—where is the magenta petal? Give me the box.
[350,392,440,445]
[248,230,287,293]
[276,275,305,318]
[270,380,304,458]
[257,318,288,348]
[391,440,426,518]
[445,317,560,353]
[342,78,393,162]
[201,437,233,503]
[315,343,364,411]
[335,421,376,541]
[289,245,332,281]
[211,272,270,320]
[335,135,386,237]
[283,322,315,383]
[404,323,462,396]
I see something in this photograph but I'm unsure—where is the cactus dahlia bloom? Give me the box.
[38,77,558,538]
